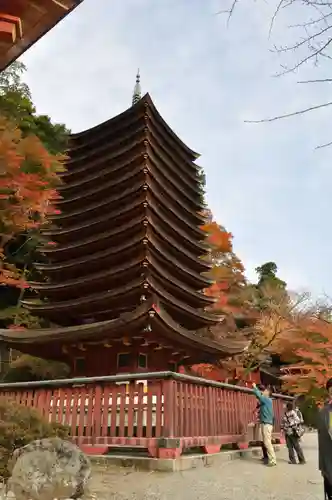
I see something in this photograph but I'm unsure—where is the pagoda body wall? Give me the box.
[59,343,179,377]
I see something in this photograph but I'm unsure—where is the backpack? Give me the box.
[293,425,305,438]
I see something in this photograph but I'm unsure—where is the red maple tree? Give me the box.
[0,117,64,289]
[185,214,248,381]
[280,315,332,400]
[202,217,246,315]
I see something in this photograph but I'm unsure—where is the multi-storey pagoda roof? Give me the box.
[0,0,83,71]
[0,77,247,373]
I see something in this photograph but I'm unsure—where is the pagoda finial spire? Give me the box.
[132,69,141,105]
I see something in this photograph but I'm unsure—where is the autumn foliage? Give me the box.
[189,215,248,380]
[0,117,64,289]
[202,217,246,316]
[280,316,332,400]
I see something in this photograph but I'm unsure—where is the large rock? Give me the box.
[7,438,91,500]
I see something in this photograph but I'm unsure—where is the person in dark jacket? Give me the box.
[281,401,306,464]
[252,382,276,466]
[318,378,332,499]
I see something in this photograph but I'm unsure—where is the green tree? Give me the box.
[0,61,69,154]
[256,261,286,290]
[0,62,68,336]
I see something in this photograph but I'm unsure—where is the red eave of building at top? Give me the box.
[0,0,84,72]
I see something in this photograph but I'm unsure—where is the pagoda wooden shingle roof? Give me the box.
[0,300,248,360]
[2,93,248,363]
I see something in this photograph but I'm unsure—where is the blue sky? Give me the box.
[20,0,332,297]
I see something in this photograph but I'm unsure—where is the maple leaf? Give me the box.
[0,116,64,290]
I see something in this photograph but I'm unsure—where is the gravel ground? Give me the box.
[90,433,322,500]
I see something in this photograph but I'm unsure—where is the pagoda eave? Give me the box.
[29,255,142,294]
[146,133,199,184]
[0,301,248,362]
[70,94,199,162]
[0,0,83,71]
[23,276,218,329]
[65,120,146,168]
[31,263,215,310]
[22,276,145,315]
[56,166,144,208]
[62,141,145,181]
[48,187,144,226]
[144,94,199,161]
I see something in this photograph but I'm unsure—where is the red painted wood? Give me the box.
[85,387,94,441]
[155,381,162,437]
[50,389,58,424]
[0,375,288,456]
[63,388,71,427]
[57,388,66,426]
[110,385,117,438]
[136,383,144,438]
[158,447,182,459]
[93,385,103,443]
[146,383,153,439]
[163,379,174,438]
[178,382,184,438]
[126,382,135,438]
[78,387,86,442]
[80,445,108,455]
[26,390,33,407]
[71,389,79,439]
[118,385,126,439]
[192,384,199,436]
[183,382,189,437]
[198,385,203,437]
[0,20,15,43]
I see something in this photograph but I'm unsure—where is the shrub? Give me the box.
[0,397,69,479]
[299,397,319,428]
[2,354,70,383]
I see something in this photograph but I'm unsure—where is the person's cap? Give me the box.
[326,378,332,390]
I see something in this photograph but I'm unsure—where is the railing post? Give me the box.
[163,379,174,437]
[148,379,182,459]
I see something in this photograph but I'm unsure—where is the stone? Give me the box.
[7,438,91,500]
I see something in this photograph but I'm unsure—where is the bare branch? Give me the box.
[244,100,332,123]
[228,0,239,23]
[315,139,332,148]
[269,0,287,37]
[289,11,332,28]
[297,77,332,82]
[274,23,332,54]
[224,0,332,147]
[274,36,332,76]
[215,0,239,21]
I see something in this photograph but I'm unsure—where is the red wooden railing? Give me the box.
[0,371,290,458]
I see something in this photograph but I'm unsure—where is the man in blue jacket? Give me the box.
[252,382,276,467]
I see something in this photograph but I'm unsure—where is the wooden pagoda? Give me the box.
[0,0,83,71]
[0,75,247,376]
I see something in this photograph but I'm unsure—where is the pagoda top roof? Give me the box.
[70,93,200,161]
[0,300,249,360]
[0,0,83,71]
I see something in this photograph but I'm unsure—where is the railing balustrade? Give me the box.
[0,371,291,458]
